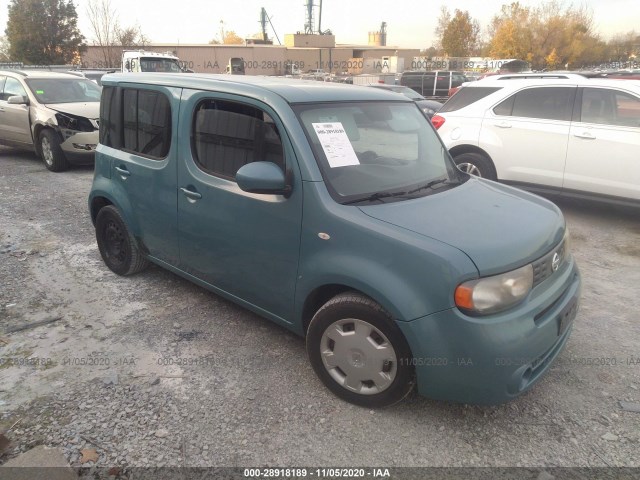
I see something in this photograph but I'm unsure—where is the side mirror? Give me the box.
[124,60,131,71]
[7,95,28,105]
[236,162,291,196]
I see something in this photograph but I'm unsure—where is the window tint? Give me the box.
[122,88,171,158]
[0,76,6,100]
[192,99,284,180]
[440,87,502,113]
[99,86,118,146]
[580,88,640,127]
[2,77,27,101]
[507,87,575,121]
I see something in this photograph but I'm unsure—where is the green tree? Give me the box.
[5,0,85,64]
[441,9,480,57]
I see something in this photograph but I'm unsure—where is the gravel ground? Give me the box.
[1,147,639,474]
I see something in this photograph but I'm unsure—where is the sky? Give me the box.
[1,0,638,49]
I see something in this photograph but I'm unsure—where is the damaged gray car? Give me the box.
[0,70,101,171]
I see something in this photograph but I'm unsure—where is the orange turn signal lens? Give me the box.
[454,284,474,310]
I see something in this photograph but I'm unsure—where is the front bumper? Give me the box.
[60,130,98,165]
[398,257,581,405]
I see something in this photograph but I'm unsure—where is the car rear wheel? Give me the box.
[306,292,414,407]
[453,152,497,180]
[95,206,149,276]
[39,129,69,172]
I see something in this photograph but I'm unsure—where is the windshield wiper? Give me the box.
[342,190,410,205]
[407,178,455,195]
[343,179,457,205]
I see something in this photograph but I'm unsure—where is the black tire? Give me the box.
[39,129,69,172]
[95,205,149,276]
[453,152,497,180]
[306,292,414,408]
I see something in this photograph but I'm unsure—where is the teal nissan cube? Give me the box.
[89,73,581,407]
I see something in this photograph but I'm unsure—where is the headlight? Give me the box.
[454,264,533,315]
[55,112,95,132]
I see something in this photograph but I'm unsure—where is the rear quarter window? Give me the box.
[439,87,503,113]
[99,86,118,147]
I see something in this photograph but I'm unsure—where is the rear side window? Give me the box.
[192,99,284,180]
[439,87,502,113]
[494,87,575,121]
[122,88,171,158]
[580,88,640,127]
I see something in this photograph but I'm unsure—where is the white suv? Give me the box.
[433,74,640,206]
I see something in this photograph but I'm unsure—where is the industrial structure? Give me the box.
[80,4,411,76]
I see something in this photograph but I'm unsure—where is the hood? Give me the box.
[358,178,565,276]
[46,102,100,119]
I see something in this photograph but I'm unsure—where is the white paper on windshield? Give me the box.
[312,122,360,168]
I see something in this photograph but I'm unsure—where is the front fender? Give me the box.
[295,182,478,327]
[295,238,475,328]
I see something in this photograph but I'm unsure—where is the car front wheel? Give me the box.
[453,152,497,180]
[306,292,414,407]
[39,129,69,172]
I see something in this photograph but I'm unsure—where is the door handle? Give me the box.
[180,187,202,201]
[573,131,596,139]
[115,166,131,177]
[495,121,512,128]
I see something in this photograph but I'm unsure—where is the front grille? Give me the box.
[532,240,566,288]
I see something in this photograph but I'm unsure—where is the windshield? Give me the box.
[140,58,183,72]
[25,78,102,104]
[295,101,464,204]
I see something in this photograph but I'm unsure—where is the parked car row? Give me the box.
[400,70,469,99]
[14,67,640,409]
[432,73,640,207]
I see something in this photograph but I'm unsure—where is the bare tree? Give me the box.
[433,6,451,54]
[86,0,119,67]
[116,26,150,48]
[86,0,150,68]
[0,36,10,61]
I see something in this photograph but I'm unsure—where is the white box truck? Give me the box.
[121,50,190,73]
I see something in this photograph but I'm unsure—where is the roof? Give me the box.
[468,74,640,90]
[0,70,88,79]
[100,72,414,104]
